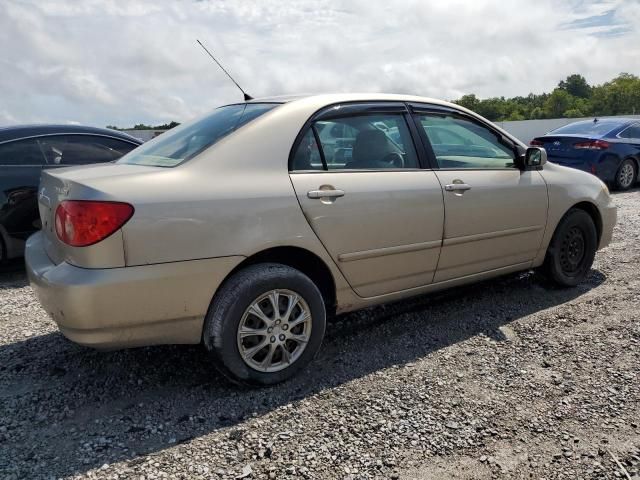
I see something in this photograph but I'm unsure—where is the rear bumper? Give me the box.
[25,231,243,349]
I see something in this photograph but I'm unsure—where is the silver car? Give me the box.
[26,94,617,386]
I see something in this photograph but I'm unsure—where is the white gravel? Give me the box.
[1,190,639,480]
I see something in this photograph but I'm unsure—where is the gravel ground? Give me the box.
[1,190,639,480]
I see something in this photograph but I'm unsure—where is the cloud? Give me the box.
[0,0,638,127]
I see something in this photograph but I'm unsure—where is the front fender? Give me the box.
[533,163,616,266]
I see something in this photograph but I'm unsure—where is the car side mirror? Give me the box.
[521,147,547,170]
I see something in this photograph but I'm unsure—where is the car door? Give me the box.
[0,138,47,241]
[617,122,640,161]
[289,103,445,298]
[411,105,548,283]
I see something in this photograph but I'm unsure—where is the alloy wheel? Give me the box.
[236,289,312,373]
[618,162,635,189]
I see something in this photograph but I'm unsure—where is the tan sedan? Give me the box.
[26,94,616,385]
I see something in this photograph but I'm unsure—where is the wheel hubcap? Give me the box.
[619,163,634,188]
[559,226,586,275]
[237,289,312,373]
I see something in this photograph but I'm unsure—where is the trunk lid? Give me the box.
[533,135,593,163]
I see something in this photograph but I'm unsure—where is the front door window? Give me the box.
[417,113,517,169]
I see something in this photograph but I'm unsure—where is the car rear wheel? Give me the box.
[542,208,597,287]
[203,263,326,386]
[614,159,637,191]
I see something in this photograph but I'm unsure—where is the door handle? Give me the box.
[307,189,345,199]
[444,183,472,192]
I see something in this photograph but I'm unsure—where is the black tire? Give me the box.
[203,263,326,386]
[614,158,637,191]
[542,208,598,287]
[0,235,6,265]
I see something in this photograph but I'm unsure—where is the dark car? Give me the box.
[531,118,640,191]
[0,125,142,262]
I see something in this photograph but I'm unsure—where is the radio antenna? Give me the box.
[196,39,253,101]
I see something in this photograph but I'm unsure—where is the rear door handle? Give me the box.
[444,183,472,192]
[307,189,345,199]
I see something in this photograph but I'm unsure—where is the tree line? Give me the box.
[454,73,640,122]
[106,121,180,131]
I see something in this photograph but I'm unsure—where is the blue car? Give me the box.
[531,118,640,190]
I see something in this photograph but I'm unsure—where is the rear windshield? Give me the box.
[117,103,278,167]
[550,120,620,136]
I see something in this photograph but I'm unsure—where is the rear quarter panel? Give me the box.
[613,141,640,170]
[116,102,355,305]
[596,139,639,182]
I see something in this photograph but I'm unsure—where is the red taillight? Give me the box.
[55,200,134,247]
[530,139,544,147]
[574,140,610,150]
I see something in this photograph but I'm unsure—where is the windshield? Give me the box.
[117,103,278,167]
[551,120,621,136]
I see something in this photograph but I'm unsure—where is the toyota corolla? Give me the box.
[26,94,616,386]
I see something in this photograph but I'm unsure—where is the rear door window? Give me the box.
[89,136,139,156]
[291,113,419,171]
[38,135,138,165]
[290,129,324,171]
[619,124,640,140]
[0,138,45,166]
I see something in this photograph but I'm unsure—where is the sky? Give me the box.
[0,0,639,128]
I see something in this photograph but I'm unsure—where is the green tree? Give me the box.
[154,121,180,130]
[563,108,584,118]
[558,74,591,99]
[454,94,480,111]
[544,89,574,118]
[530,107,545,119]
[105,121,181,130]
[452,72,639,120]
[475,98,506,121]
[591,73,640,115]
[505,111,526,121]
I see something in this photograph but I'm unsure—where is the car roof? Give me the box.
[0,124,143,144]
[544,117,639,138]
[241,92,524,148]
[563,118,637,126]
[246,94,312,103]
[245,92,460,108]
[550,118,638,131]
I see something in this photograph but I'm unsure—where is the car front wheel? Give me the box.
[203,263,326,386]
[542,208,598,287]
